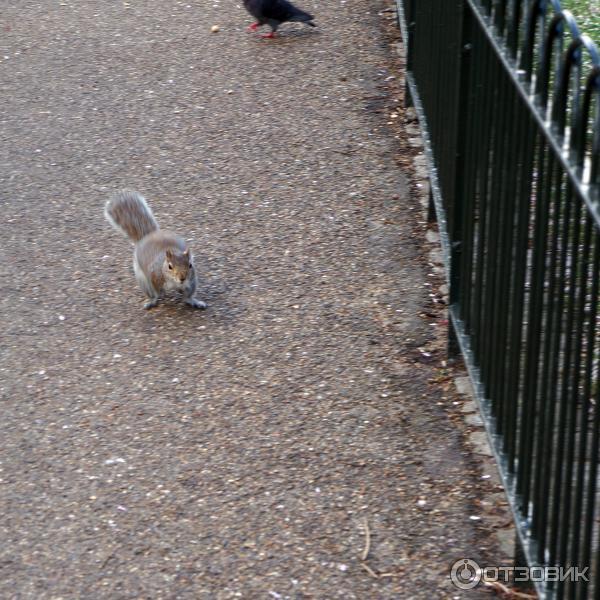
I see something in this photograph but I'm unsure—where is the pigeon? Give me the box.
[243,0,316,38]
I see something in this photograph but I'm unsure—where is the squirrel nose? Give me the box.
[180,276,186,283]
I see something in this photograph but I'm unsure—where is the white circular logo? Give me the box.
[450,558,481,590]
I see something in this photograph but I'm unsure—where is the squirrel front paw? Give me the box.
[185,297,207,309]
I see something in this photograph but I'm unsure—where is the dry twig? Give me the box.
[360,562,397,579]
[484,580,538,599]
[358,517,400,579]
[100,552,114,569]
[360,562,380,578]
[361,517,371,561]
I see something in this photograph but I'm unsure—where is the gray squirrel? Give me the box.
[105,190,206,310]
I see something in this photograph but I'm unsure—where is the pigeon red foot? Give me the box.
[247,22,259,31]
[261,31,276,38]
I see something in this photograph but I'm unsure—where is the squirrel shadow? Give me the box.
[135,276,246,328]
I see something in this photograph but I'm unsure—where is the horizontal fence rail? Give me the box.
[397,0,600,597]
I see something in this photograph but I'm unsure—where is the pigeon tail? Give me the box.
[288,9,315,23]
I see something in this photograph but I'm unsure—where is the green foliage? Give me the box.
[559,0,600,42]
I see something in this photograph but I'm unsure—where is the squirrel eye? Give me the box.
[189,263,193,268]
[168,263,173,270]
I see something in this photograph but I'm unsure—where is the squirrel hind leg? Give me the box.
[185,297,207,309]
[143,297,160,309]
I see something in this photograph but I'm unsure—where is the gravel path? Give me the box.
[1,1,506,598]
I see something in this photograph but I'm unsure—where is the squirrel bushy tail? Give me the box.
[105,190,159,243]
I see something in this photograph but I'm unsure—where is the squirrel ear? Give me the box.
[183,248,189,257]
[165,249,173,260]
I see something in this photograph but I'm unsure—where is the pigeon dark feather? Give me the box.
[244,0,316,38]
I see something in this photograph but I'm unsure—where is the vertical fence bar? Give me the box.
[517,140,553,511]
[457,27,480,333]
[563,214,594,600]
[450,9,473,327]
[480,50,504,407]
[503,102,536,473]
[548,181,579,598]
[581,251,600,596]
[533,165,567,563]
[471,27,495,363]
[494,84,523,447]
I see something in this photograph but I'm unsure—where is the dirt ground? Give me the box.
[1,0,512,597]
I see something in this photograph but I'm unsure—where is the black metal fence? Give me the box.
[396,0,600,597]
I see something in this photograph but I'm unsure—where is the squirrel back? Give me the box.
[105,190,159,243]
